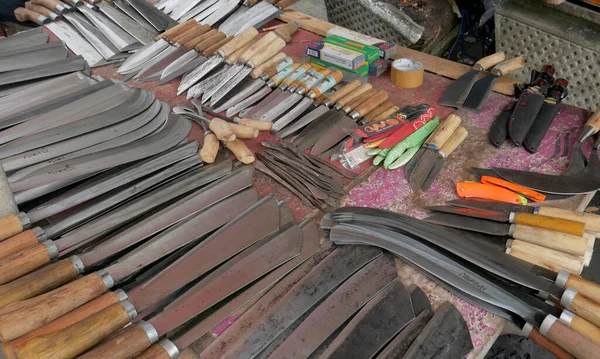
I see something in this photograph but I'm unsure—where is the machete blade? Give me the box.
[407,148,438,191]
[310,115,357,156]
[218,246,383,359]
[461,73,498,113]
[402,302,473,359]
[447,198,533,214]
[424,212,511,236]
[266,255,398,359]
[318,279,415,359]
[0,32,49,52]
[408,284,432,317]
[277,106,330,139]
[403,147,426,183]
[438,67,481,108]
[97,1,155,45]
[425,205,512,223]
[376,309,434,359]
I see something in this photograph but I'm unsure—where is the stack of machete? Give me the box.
[323,207,600,359]
[14,0,168,67]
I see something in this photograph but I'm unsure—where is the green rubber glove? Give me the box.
[388,140,425,169]
[382,117,440,169]
[373,148,391,165]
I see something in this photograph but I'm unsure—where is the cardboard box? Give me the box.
[324,35,380,63]
[306,42,366,70]
[310,57,368,77]
[326,28,397,60]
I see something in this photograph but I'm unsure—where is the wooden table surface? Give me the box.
[41,17,595,358]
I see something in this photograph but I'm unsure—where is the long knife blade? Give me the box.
[266,255,398,359]
[119,39,169,74]
[62,13,122,60]
[0,55,87,86]
[158,49,202,84]
[78,4,140,52]
[200,63,246,103]
[114,0,157,34]
[319,279,414,359]
[178,54,225,95]
[219,246,383,359]
[447,198,534,214]
[224,85,271,117]
[97,1,155,45]
[45,22,106,67]
[0,32,48,52]
[272,97,314,132]
[259,92,303,122]
[127,0,176,31]
[10,115,191,191]
[277,106,331,139]
[136,45,186,81]
[375,309,433,359]
[0,42,68,73]
[78,163,252,267]
[128,195,282,311]
[310,115,358,156]
[105,188,260,283]
[205,64,250,105]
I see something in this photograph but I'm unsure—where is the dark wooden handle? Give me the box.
[134,342,173,359]
[560,272,600,302]
[564,290,600,328]
[343,88,378,113]
[514,213,585,236]
[195,31,226,53]
[0,242,54,285]
[0,230,41,261]
[184,29,216,51]
[362,99,394,121]
[354,90,389,117]
[3,302,134,359]
[0,258,80,308]
[542,315,600,359]
[528,327,576,359]
[203,36,233,57]
[0,214,24,241]
[372,105,400,122]
[158,19,195,41]
[0,272,109,341]
[8,291,123,346]
[337,83,373,108]
[200,133,219,164]
[172,24,211,45]
[78,322,155,359]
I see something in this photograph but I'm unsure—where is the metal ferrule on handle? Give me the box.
[47,11,60,21]
[578,126,596,143]
[560,310,576,325]
[115,289,128,302]
[123,300,138,320]
[55,3,72,13]
[556,269,570,288]
[32,226,47,242]
[18,212,32,229]
[138,320,159,343]
[96,269,115,290]
[560,288,578,308]
[71,255,85,274]
[43,240,59,260]
[159,339,180,358]
[539,315,557,336]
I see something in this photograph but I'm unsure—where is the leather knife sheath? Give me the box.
[508,91,545,146]
[523,101,560,153]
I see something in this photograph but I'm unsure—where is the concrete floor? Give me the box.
[288,0,328,21]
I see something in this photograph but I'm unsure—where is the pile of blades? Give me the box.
[0,71,191,206]
[156,0,285,35]
[14,0,169,67]
[254,141,356,210]
[323,207,600,359]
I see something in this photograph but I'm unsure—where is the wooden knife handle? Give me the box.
[426,113,462,149]
[135,342,173,359]
[273,21,298,42]
[184,29,216,51]
[584,107,600,132]
[251,52,287,79]
[224,38,258,65]
[0,230,41,261]
[337,83,373,108]
[226,140,255,164]
[24,2,54,17]
[528,328,576,359]
[0,241,56,285]
[238,32,278,64]
[474,52,506,70]
[512,224,588,257]
[285,64,313,89]
[236,118,272,131]
[194,31,226,54]
[538,207,600,233]
[9,291,124,346]
[562,289,600,328]
[203,36,233,57]
[209,118,236,142]
[513,213,585,236]
[0,214,25,242]
[227,123,259,139]
[172,24,211,45]
[79,322,156,359]
[157,19,195,41]
[507,240,584,274]
[557,271,600,302]
[217,27,259,57]
[0,272,110,341]
[354,90,389,117]
[343,88,378,113]
[260,56,293,79]
[3,302,135,359]
[326,80,361,105]
[561,311,600,345]
[438,126,468,157]
[247,37,286,68]
[541,314,600,359]
[200,133,219,164]
[495,57,525,76]
[373,105,400,122]
[363,100,394,121]
[0,258,80,308]
[14,7,46,24]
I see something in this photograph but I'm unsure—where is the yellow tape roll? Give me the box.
[391,59,424,88]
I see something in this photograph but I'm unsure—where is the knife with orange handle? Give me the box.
[560,311,600,345]
[480,176,546,202]
[556,270,600,302]
[456,181,527,205]
[540,314,600,359]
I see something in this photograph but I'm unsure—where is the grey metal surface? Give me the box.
[324,0,417,46]
[97,1,155,45]
[0,42,68,73]
[495,0,600,110]
[0,55,86,87]
[79,3,141,52]
[45,22,107,67]
[0,32,48,52]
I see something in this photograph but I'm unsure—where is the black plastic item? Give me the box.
[508,91,545,146]
[489,101,514,147]
[523,102,560,153]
